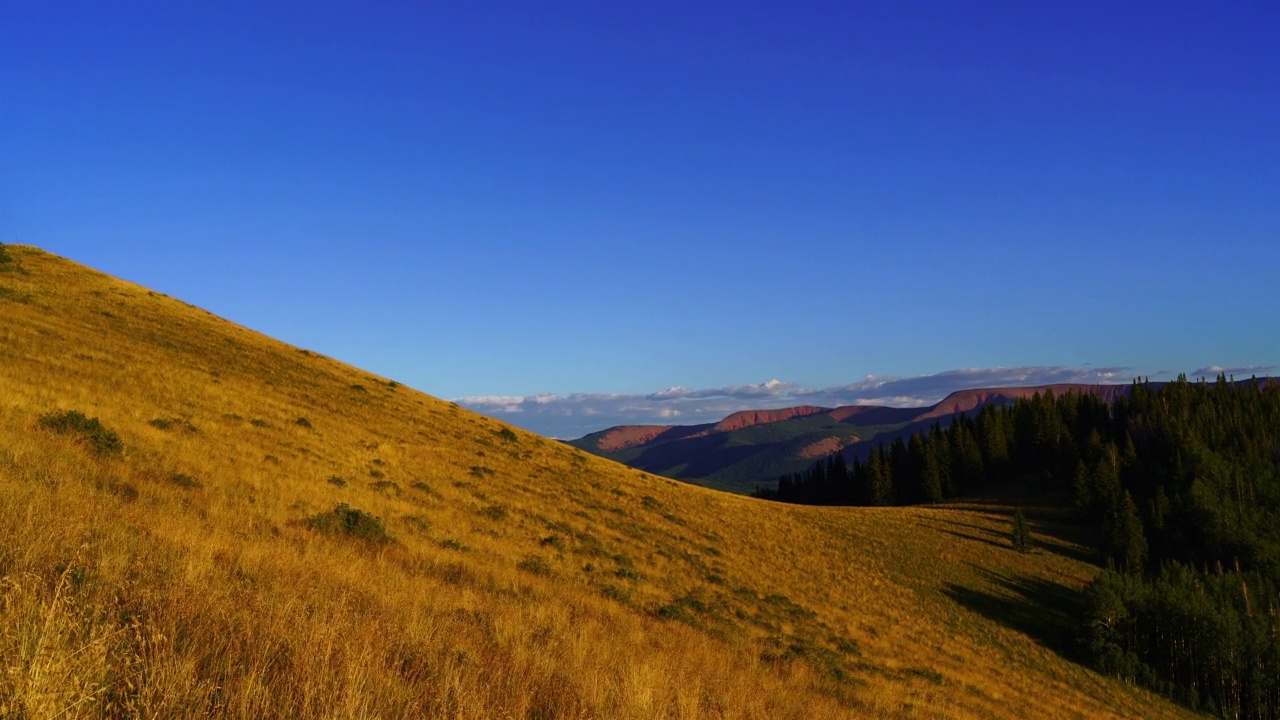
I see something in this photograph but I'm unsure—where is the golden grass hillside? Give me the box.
[0,245,1190,719]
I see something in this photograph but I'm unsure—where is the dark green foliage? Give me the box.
[326,475,347,487]
[1085,565,1280,717]
[295,416,312,429]
[101,479,139,502]
[656,603,695,624]
[1011,509,1032,553]
[249,418,269,428]
[599,584,631,603]
[495,427,519,443]
[516,555,552,576]
[168,473,202,489]
[614,567,643,581]
[1102,491,1146,573]
[304,503,392,544]
[149,417,198,433]
[350,384,367,393]
[756,376,1280,716]
[39,410,123,456]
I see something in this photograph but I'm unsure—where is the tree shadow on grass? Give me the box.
[943,567,1085,662]
[940,505,1099,565]
[934,526,1009,552]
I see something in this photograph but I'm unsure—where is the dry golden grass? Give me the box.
[0,245,1192,718]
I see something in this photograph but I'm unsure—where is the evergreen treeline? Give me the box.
[755,376,1280,718]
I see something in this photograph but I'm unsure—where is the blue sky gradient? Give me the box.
[3,2,1277,435]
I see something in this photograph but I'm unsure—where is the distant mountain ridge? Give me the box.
[569,382,1148,493]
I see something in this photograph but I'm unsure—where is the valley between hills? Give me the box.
[568,386,1136,494]
[0,245,1196,718]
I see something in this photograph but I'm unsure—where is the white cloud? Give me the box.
[454,365,1138,439]
[1190,364,1277,378]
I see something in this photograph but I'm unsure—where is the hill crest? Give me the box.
[0,244,1190,719]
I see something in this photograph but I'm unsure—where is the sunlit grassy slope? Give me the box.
[0,246,1190,719]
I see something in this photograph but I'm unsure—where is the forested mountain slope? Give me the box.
[571,384,1137,493]
[765,375,1280,717]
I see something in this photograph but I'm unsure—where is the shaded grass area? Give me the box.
[944,568,1086,662]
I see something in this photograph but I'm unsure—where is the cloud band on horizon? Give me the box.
[454,364,1227,439]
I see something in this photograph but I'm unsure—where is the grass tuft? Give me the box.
[516,555,552,576]
[168,473,202,489]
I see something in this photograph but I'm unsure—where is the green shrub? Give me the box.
[480,504,508,521]
[516,556,552,576]
[496,428,519,443]
[614,567,643,582]
[326,475,347,487]
[600,584,631,603]
[169,473,202,489]
[39,410,123,456]
[150,417,198,433]
[101,480,139,502]
[304,503,392,544]
[295,416,312,429]
[656,604,694,623]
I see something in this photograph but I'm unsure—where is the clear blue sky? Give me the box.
[3,2,1277,434]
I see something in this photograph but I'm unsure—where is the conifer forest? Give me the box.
[757,377,1280,718]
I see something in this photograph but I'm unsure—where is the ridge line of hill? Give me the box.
[569,383,1150,493]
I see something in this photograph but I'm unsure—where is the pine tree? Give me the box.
[1011,509,1032,553]
[1103,490,1147,573]
[866,447,894,506]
